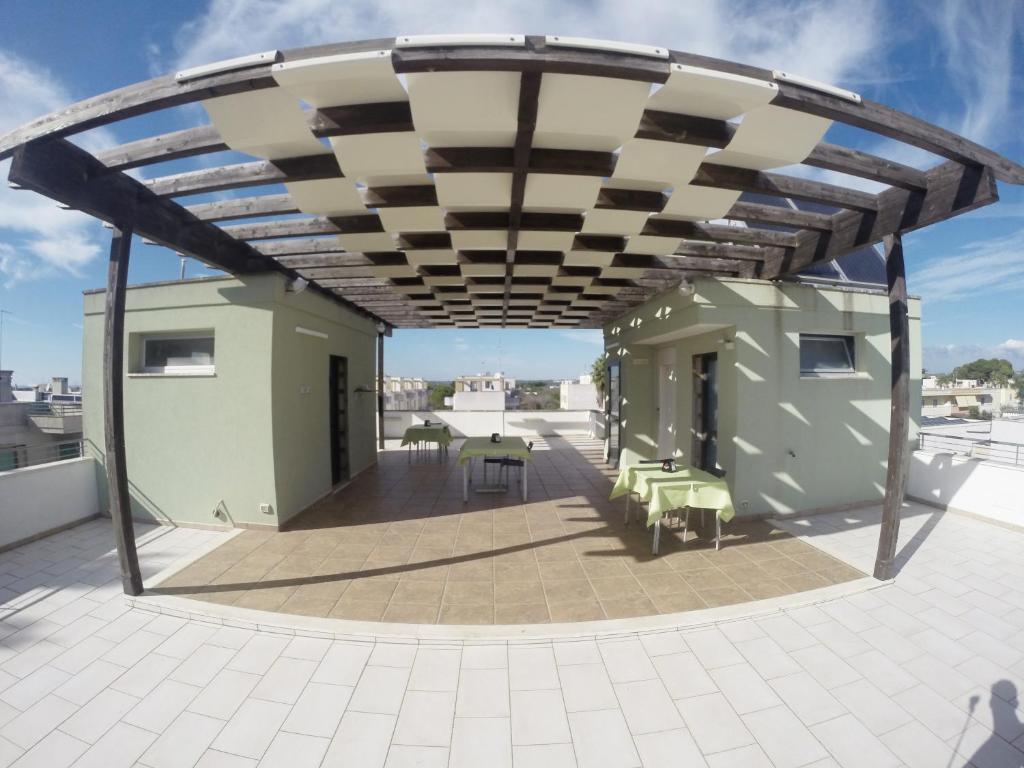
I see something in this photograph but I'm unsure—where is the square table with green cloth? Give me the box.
[458,436,533,502]
[610,463,735,554]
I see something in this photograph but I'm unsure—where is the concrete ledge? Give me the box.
[131,573,884,644]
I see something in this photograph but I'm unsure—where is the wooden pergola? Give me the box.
[3,35,1020,595]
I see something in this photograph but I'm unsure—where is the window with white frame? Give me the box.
[799,334,856,376]
[140,332,215,374]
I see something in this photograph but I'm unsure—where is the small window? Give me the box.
[800,334,855,376]
[0,445,26,472]
[141,333,215,374]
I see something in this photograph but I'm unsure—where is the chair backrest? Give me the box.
[707,466,727,479]
[527,441,534,452]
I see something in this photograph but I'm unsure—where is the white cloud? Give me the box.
[171,0,884,88]
[924,342,1024,374]
[908,228,1024,303]
[918,0,1023,147]
[1001,339,1024,351]
[559,330,604,346]
[0,51,112,287]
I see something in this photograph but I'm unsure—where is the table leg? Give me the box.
[624,494,630,525]
[522,462,528,500]
[462,462,468,503]
[652,519,661,555]
[716,515,721,551]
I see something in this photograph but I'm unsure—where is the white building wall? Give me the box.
[453,390,506,411]
[0,457,100,549]
[908,450,1024,529]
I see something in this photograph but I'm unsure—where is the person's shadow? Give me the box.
[961,681,1024,767]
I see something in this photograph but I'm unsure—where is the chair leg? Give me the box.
[652,519,661,555]
[716,515,721,551]
[683,509,689,542]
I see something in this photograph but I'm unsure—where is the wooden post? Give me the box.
[377,331,385,451]
[103,225,143,596]
[874,232,910,580]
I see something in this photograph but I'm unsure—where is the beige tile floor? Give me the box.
[155,437,864,624]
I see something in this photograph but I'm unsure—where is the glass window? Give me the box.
[141,334,215,374]
[800,334,855,375]
[0,445,25,472]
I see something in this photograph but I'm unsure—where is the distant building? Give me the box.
[0,371,83,471]
[454,372,516,410]
[921,382,1018,418]
[381,376,428,411]
[560,375,600,411]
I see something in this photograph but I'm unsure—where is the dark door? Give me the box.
[329,355,349,485]
[692,352,718,471]
[607,361,621,468]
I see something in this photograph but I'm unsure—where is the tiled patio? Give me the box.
[154,438,863,624]
[2,499,1024,766]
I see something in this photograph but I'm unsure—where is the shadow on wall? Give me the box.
[607,279,905,517]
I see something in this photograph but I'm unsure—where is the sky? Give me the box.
[0,0,1022,385]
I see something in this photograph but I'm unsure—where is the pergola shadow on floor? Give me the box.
[154,437,863,625]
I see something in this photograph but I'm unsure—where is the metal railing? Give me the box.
[0,439,84,473]
[918,431,1024,467]
[28,401,83,417]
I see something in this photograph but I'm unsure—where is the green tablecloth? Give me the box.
[610,463,735,527]
[458,436,533,465]
[401,425,453,447]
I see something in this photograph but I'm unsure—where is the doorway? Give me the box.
[692,352,718,471]
[329,355,349,485]
[606,360,621,468]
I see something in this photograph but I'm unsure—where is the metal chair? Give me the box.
[499,441,534,485]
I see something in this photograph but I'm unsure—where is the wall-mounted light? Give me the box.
[719,336,735,350]
[678,280,696,297]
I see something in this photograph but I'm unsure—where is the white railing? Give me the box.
[383,409,605,439]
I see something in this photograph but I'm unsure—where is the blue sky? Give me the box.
[0,0,1022,384]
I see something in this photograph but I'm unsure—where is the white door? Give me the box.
[658,363,676,457]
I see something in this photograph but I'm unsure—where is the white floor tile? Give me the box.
[2,693,77,749]
[408,649,460,692]
[58,688,136,744]
[349,666,412,716]
[210,698,290,761]
[790,645,862,689]
[250,657,317,705]
[558,663,618,713]
[122,679,201,734]
[322,711,395,768]
[768,671,845,727]
[511,690,571,746]
[169,645,236,688]
[139,711,225,768]
[382,745,448,768]
[6,729,86,768]
[282,682,353,738]
[709,663,780,715]
[613,679,683,736]
[705,744,773,767]
[880,720,960,768]
[281,637,332,662]
[652,652,717,700]
[110,653,180,698]
[567,709,640,768]
[393,691,456,747]
[810,713,901,768]
[68,721,157,768]
[456,667,510,718]
[368,643,417,668]
[676,692,753,755]
[188,669,260,720]
[225,636,289,677]
[451,716,511,768]
[313,642,373,687]
[742,705,829,768]
[634,728,707,767]
[194,749,257,768]
[460,644,507,669]
[255,731,329,768]
[0,665,71,710]
[597,640,657,684]
[552,640,600,666]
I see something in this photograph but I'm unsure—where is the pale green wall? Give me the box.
[606,278,922,517]
[83,274,377,528]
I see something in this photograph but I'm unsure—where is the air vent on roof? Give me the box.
[545,36,669,59]
[395,34,525,48]
[772,70,861,104]
[175,51,281,82]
